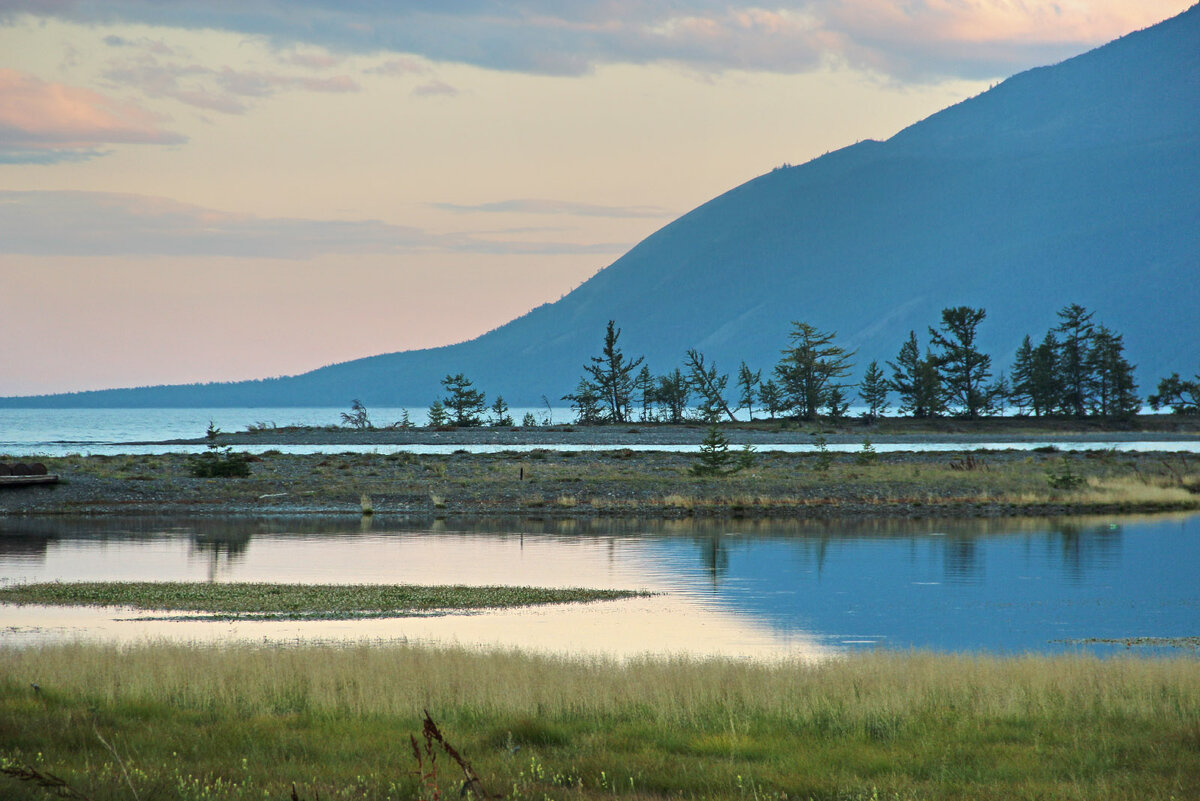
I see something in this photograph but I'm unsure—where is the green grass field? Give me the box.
[2,642,1197,800]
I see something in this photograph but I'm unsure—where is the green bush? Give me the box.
[189,422,252,478]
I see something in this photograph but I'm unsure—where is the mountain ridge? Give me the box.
[5,4,1198,408]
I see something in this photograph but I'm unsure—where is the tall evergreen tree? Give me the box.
[1149,370,1200,414]
[858,360,890,421]
[1054,303,1096,418]
[441,373,486,427]
[888,331,944,418]
[584,320,644,423]
[1009,335,1037,415]
[562,378,603,424]
[685,349,736,423]
[736,362,762,421]
[634,365,656,423]
[929,306,997,418]
[489,395,514,427]
[757,378,784,420]
[655,368,690,424]
[1030,333,1063,416]
[774,322,855,420]
[1089,325,1139,419]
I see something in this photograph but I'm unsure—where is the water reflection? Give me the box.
[1,513,1197,658]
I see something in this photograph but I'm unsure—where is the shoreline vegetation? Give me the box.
[2,419,1199,517]
[2,642,1198,800]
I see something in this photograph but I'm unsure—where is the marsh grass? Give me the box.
[25,450,1200,517]
[1,644,1198,800]
[0,582,645,621]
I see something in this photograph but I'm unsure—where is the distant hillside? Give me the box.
[5,4,1198,409]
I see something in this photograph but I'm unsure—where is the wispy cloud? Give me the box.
[435,198,675,219]
[0,191,631,258]
[0,1,1188,80]
[411,79,458,97]
[101,53,359,114]
[0,68,185,162]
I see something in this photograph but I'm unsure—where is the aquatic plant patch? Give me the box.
[0,581,646,621]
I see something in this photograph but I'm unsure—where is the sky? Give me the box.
[0,0,1192,396]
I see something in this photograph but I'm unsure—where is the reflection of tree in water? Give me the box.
[190,532,251,582]
[943,537,982,583]
[1052,521,1122,581]
[696,534,729,589]
[0,535,52,563]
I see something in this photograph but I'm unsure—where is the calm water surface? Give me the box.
[2,407,1197,456]
[2,514,1196,659]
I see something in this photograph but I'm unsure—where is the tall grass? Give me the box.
[2,643,1198,800]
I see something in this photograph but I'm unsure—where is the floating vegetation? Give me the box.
[0,582,646,621]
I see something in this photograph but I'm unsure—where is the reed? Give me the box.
[1,643,1197,800]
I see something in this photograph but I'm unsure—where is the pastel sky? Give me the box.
[0,0,1191,396]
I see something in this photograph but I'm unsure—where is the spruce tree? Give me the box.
[758,379,784,420]
[1149,370,1200,414]
[736,362,762,421]
[441,374,486,427]
[774,322,855,420]
[655,368,691,424]
[858,360,890,421]
[929,306,997,418]
[1054,304,1096,418]
[584,320,644,423]
[686,349,736,423]
[888,331,944,418]
[1089,325,1139,419]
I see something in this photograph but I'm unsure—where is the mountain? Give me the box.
[6,4,1199,409]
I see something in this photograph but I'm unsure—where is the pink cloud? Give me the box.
[0,68,185,154]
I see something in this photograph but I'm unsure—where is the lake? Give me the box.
[2,513,1196,660]
[3,407,1198,457]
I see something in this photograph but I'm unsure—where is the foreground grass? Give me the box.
[2,643,1198,800]
[0,582,643,621]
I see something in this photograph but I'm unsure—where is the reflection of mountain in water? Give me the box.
[642,515,1197,653]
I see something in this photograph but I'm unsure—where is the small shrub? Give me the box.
[189,422,251,478]
[1046,457,1084,490]
[812,434,833,472]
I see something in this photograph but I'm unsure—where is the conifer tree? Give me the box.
[655,368,690,423]
[562,378,603,424]
[634,365,656,422]
[489,396,514,427]
[736,362,761,420]
[426,399,449,427]
[1054,303,1096,418]
[774,322,855,420]
[929,306,998,418]
[758,379,784,420]
[1149,370,1200,414]
[685,349,736,423]
[858,360,890,421]
[888,331,944,418]
[441,374,486,427]
[584,320,644,423]
[1089,325,1139,419]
